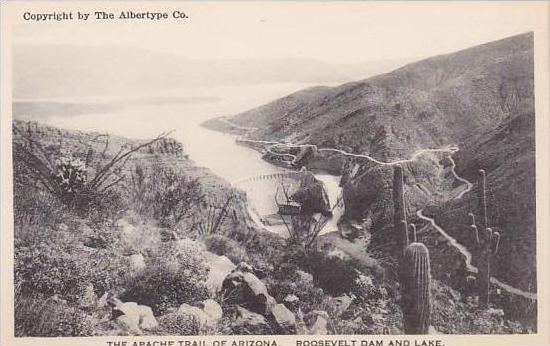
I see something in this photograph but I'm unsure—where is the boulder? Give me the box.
[486,308,505,318]
[97,292,110,308]
[111,299,158,332]
[116,315,142,335]
[291,171,332,216]
[139,306,159,330]
[129,253,146,273]
[270,303,296,334]
[296,270,314,285]
[236,262,254,273]
[200,299,223,323]
[232,307,271,334]
[204,251,236,292]
[283,294,300,310]
[178,303,210,326]
[329,295,353,316]
[295,308,308,335]
[222,263,276,314]
[308,311,328,335]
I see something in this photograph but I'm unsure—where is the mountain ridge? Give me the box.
[209,32,536,297]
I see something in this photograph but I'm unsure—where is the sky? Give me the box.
[9,1,544,64]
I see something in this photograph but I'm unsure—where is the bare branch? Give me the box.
[89,131,173,189]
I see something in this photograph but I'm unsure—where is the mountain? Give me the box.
[213,33,536,294]
[13,45,406,99]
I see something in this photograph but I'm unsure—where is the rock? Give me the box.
[309,311,329,335]
[328,248,348,260]
[236,262,254,273]
[296,270,314,285]
[139,306,159,330]
[291,171,332,216]
[295,308,308,335]
[232,307,270,334]
[270,303,296,334]
[177,304,210,326]
[222,263,276,314]
[129,253,146,272]
[116,315,142,335]
[83,235,108,249]
[160,229,178,242]
[112,299,158,332]
[309,310,329,320]
[283,294,300,310]
[116,218,136,235]
[428,325,439,335]
[379,287,388,297]
[253,267,268,280]
[358,274,374,287]
[200,299,223,323]
[486,308,505,318]
[330,295,353,316]
[204,252,236,292]
[97,292,109,308]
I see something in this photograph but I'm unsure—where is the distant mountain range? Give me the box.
[216,32,536,293]
[13,45,406,99]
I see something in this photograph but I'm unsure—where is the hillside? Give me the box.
[207,33,536,296]
[13,120,532,336]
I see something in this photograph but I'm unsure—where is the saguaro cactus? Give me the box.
[401,242,431,334]
[468,169,501,307]
[393,165,408,258]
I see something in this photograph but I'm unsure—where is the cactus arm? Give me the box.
[485,227,493,244]
[402,220,410,246]
[468,213,476,227]
[409,224,417,243]
[492,231,500,254]
[471,225,480,246]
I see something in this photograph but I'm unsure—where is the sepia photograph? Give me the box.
[1,1,549,346]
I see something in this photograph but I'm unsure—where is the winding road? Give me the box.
[224,118,536,300]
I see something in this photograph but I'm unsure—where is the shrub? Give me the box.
[121,240,209,315]
[15,242,89,301]
[203,234,249,264]
[156,313,202,335]
[14,183,66,229]
[287,248,362,296]
[266,268,325,315]
[130,165,204,228]
[15,240,128,302]
[14,294,93,337]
